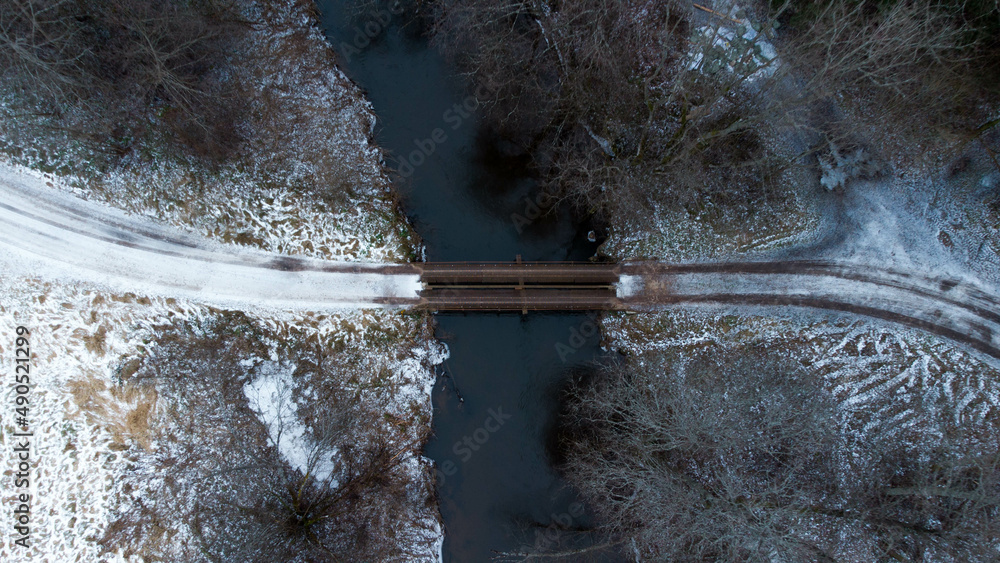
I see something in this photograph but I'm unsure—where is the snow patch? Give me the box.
[0,278,207,562]
[688,3,777,81]
[617,275,644,298]
[818,142,885,191]
[243,361,337,482]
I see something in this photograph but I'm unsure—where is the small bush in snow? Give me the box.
[817,140,885,190]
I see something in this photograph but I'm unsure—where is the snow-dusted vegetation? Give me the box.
[0,0,416,262]
[0,279,444,561]
[422,0,1000,558]
[101,309,444,561]
[426,0,997,261]
[3,0,1000,558]
[563,309,1000,560]
[0,163,424,311]
[0,0,444,560]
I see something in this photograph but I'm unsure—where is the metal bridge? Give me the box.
[414,260,622,312]
[411,259,1000,361]
[4,163,999,360]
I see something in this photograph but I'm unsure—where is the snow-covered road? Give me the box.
[621,261,1000,362]
[4,163,1000,362]
[0,165,422,311]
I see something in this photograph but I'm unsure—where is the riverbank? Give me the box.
[0,0,444,560]
[569,0,1000,556]
[0,0,417,263]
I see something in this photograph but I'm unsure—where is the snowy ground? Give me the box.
[823,151,1000,286]
[618,258,1000,366]
[605,308,1000,459]
[0,277,445,561]
[0,162,445,558]
[0,0,446,559]
[606,123,1000,508]
[0,279,204,562]
[0,1,415,264]
[0,163,422,311]
[600,7,1000,547]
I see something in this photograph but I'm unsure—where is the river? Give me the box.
[316,2,612,560]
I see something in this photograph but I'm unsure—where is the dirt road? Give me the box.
[0,166,421,311]
[4,166,1000,360]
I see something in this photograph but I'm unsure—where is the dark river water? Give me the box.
[316,2,611,560]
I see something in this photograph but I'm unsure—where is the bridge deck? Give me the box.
[417,261,620,311]
[417,288,621,311]
[418,261,619,286]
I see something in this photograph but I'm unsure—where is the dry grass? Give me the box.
[605,191,820,260]
[69,376,159,451]
[80,324,108,355]
[0,0,417,263]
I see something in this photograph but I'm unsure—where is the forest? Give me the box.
[424,0,1000,227]
[421,0,1000,559]
[4,0,1000,560]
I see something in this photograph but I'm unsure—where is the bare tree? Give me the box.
[0,0,88,107]
[559,347,1000,561]
[427,0,993,226]
[0,0,247,161]
[100,314,438,562]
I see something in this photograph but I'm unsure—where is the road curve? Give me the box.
[621,262,1000,361]
[3,166,1000,361]
[0,167,421,311]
